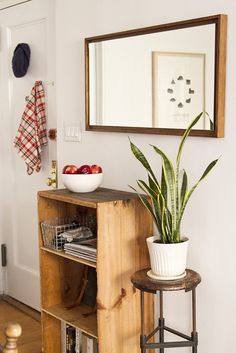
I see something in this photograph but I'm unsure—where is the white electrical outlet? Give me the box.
[64,121,81,142]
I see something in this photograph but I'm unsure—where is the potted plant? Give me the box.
[130,113,218,280]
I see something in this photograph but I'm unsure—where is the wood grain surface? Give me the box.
[131,269,201,293]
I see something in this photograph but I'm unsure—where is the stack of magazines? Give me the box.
[64,238,97,263]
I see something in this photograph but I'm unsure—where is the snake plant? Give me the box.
[130,112,218,243]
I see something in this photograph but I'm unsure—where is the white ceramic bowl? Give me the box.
[61,173,103,193]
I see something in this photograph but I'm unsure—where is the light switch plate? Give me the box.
[64,121,81,142]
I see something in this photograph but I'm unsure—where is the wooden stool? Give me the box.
[131,269,201,352]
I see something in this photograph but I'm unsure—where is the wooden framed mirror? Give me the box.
[85,14,227,137]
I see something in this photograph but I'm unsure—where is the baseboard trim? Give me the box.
[1,295,41,323]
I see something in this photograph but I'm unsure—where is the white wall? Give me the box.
[55,1,236,352]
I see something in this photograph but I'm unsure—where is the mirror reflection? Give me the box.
[85,15,227,136]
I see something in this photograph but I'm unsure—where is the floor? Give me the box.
[0,299,41,353]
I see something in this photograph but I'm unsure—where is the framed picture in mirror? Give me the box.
[85,14,227,137]
[152,51,207,129]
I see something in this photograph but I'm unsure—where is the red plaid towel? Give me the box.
[14,80,48,175]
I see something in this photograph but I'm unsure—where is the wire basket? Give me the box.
[41,213,97,251]
[41,217,79,251]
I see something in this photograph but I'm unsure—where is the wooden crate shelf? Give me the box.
[38,188,154,353]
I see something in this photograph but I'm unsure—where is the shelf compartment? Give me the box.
[41,246,96,268]
[42,303,97,338]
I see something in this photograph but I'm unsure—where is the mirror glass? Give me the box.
[85,15,227,137]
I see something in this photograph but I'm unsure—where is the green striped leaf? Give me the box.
[129,139,160,187]
[161,166,168,205]
[139,194,160,233]
[175,112,203,220]
[148,174,161,195]
[176,112,203,166]
[198,158,219,181]
[164,209,172,243]
[130,182,162,235]
[137,179,155,197]
[180,170,188,207]
[151,145,176,234]
[137,179,162,233]
[158,194,167,242]
[176,158,219,234]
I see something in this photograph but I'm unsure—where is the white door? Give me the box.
[0,0,56,310]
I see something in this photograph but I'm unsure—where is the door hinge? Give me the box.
[1,244,7,267]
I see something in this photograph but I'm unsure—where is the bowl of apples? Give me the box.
[61,164,103,193]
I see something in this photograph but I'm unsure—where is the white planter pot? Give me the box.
[146,236,189,280]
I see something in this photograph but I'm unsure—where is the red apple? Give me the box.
[62,165,78,174]
[91,164,102,174]
[77,164,92,174]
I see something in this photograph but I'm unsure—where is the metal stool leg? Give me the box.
[159,290,165,353]
[191,288,198,353]
[140,290,146,353]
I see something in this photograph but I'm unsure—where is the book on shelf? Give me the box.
[87,335,98,353]
[81,332,98,353]
[75,328,82,353]
[62,325,98,353]
[66,325,76,353]
[64,238,97,262]
[81,334,87,352]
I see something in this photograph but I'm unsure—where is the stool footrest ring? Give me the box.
[142,326,198,350]
[141,339,197,349]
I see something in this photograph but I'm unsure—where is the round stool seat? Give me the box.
[131,268,201,293]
